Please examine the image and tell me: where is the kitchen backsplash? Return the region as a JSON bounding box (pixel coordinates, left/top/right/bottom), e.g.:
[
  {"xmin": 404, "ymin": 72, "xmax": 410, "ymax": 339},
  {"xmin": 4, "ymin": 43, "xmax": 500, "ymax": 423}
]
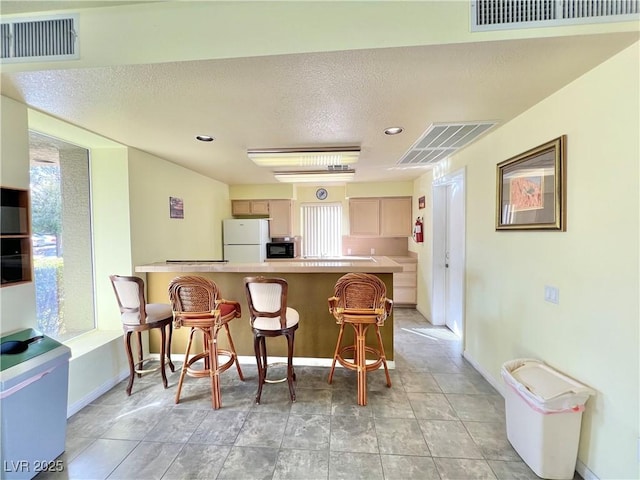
[{"xmin": 341, "ymin": 236, "xmax": 409, "ymax": 256}]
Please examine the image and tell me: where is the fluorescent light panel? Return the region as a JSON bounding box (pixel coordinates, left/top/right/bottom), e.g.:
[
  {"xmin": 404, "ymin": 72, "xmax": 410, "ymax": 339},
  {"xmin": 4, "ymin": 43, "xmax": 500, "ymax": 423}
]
[
  {"xmin": 273, "ymin": 170, "xmax": 355, "ymax": 183},
  {"xmin": 248, "ymin": 147, "xmax": 360, "ymax": 168}
]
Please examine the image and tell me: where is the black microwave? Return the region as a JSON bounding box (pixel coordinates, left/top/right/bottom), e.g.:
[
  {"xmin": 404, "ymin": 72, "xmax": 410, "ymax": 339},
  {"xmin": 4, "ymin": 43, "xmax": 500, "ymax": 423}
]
[{"xmin": 266, "ymin": 242, "xmax": 296, "ymax": 259}]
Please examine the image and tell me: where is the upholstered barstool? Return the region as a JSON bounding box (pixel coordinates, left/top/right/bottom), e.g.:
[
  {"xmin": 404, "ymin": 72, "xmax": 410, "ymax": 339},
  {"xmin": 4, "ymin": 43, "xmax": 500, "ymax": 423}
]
[
  {"xmin": 109, "ymin": 275, "xmax": 175, "ymax": 396},
  {"xmin": 327, "ymin": 272, "xmax": 393, "ymax": 406},
  {"xmin": 168, "ymin": 275, "xmax": 244, "ymax": 409},
  {"xmin": 244, "ymin": 276, "xmax": 299, "ymax": 404}
]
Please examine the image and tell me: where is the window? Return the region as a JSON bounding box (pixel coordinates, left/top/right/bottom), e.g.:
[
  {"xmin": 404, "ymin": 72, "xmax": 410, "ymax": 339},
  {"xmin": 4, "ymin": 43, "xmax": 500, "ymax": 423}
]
[
  {"xmin": 301, "ymin": 203, "xmax": 342, "ymax": 257},
  {"xmin": 29, "ymin": 131, "xmax": 95, "ymax": 341}
]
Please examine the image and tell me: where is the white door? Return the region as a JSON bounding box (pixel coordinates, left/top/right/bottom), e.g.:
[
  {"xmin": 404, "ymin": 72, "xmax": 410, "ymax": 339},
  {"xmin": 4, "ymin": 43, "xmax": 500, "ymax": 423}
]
[{"xmin": 432, "ymin": 169, "xmax": 465, "ymax": 338}]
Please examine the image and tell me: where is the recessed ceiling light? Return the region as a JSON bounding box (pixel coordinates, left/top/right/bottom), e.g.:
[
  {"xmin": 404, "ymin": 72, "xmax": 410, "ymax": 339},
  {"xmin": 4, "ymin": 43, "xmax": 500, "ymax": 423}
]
[
  {"xmin": 384, "ymin": 127, "xmax": 403, "ymax": 135},
  {"xmin": 196, "ymin": 135, "xmax": 214, "ymax": 142}
]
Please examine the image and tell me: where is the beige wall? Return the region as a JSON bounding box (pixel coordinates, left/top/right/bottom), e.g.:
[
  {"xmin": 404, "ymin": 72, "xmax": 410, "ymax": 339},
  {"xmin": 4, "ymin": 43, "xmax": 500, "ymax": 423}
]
[
  {"xmin": 0, "ymin": 96, "xmax": 37, "ymax": 333},
  {"xmin": 1, "ymin": 101, "xmax": 234, "ymax": 410},
  {"xmin": 411, "ymin": 171, "xmax": 435, "ymax": 320},
  {"xmin": 417, "ymin": 42, "xmax": 639, "ymax": 479},
  {"xmin": 127, "ymin": 148, "xmax": 231, "ymax": 266}
]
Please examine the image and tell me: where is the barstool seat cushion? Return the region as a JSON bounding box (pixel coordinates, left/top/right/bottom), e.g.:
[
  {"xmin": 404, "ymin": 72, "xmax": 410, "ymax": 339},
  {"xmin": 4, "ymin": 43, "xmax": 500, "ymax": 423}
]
[
  {"xmin": 253, "ymin": 307, "xmax": 299, "ymax": 331},
  {"xmin": 121, "ymin": 303, "xmax": 172, "ymax": 325},
  {"xmin": 219, "ymin": 302, "xmax": 240, "ymax": 318}
]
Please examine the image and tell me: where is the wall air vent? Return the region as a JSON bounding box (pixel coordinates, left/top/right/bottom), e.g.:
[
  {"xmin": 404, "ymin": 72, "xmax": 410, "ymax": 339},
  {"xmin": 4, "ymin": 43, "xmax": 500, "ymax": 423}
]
[
  {"xmin": 471, "ymin": 0, "xmax": 639, "ymax": 31},
  {"xmin": 396, "ymin": 122, "xmax": 496, "ymax": 166},
  {"xmin": 1, "ymin": 14, "xmax": 79, "ymax": 63}
]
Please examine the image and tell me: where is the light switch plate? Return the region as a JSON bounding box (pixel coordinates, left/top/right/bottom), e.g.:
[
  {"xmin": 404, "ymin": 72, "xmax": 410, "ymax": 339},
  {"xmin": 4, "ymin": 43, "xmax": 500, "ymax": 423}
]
[{"xmin": 544, "ymin": 285, "xmax": 559, "ymax": 304}]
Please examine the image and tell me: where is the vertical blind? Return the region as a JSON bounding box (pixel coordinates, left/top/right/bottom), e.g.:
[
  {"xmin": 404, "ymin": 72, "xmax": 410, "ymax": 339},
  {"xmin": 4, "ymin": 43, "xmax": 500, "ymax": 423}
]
[{"xmin": 301, "ymin": 203, "xmax": 342, "ymax": 257}]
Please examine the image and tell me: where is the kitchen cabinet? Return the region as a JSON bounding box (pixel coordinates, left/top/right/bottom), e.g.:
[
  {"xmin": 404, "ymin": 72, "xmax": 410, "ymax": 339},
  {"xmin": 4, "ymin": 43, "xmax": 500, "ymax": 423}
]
[
  {"xmin": 1, "ymin": 187, "xmax": 32, "ymax": 286},
  {"xmin": 268, "ymin": 200, "xmax": 293, "ymax": 238},
  {"xmin": 349, "ymin": 197, "xmax": 412, "ymax": 237},
  {"xmin": 389, "ymin": 257, "xmax": 417, "ymax": 306},
  {"xmin": 349, "ymin": 198, "xmax": 380, "ymax": 236},
  {"xmin": 231, "ymin": 199, "xmax": 270, "ymax": 216}
]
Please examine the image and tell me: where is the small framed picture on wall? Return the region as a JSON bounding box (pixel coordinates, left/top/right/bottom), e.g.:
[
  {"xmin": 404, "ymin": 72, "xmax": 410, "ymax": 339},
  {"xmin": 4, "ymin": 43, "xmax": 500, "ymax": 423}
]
[
  {"xmin": 418, "ymin": 196, "xmax": 426, "ymax": 209},
  {"xmin": 170, "ymin": 196, "xmax": 184, "ymax": 219}
]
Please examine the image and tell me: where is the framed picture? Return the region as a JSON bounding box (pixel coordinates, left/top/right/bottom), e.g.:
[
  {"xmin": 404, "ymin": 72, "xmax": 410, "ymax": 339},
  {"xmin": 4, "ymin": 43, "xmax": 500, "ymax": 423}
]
[
  {"xmin": 496, "ymin": 135, "xmax": 566, "ymax": 231},
  {"xmin": 169, "ymin": 196, "xmax": 184, "ymax": 219},
  {"xmin": 418, "ymin": 196, "xmax": 425, "ymax": 209}
]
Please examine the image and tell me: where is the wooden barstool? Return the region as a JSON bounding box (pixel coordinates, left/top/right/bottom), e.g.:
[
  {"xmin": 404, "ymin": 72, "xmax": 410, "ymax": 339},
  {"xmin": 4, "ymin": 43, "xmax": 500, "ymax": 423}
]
[
  {"xmin": 244, "ymin": 276, "xmax": 299, "ymax": 404},
  {"xmin": 109, "ymin": 275, "xmax": 175, "ymax": 396},
  {"xmin": 168, "ymin": 275, "xmax": 244, "ymax": 409},
  {"xmin": 327, "ymin": 273, "xmax": 393, "ymax": 406}
]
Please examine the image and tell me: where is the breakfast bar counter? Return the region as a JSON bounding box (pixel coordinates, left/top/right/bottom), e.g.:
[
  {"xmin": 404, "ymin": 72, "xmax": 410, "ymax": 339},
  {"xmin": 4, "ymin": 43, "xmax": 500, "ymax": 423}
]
[{"xmin": 136, "ymin": 257, "xmax": 402, "ymax": 362}]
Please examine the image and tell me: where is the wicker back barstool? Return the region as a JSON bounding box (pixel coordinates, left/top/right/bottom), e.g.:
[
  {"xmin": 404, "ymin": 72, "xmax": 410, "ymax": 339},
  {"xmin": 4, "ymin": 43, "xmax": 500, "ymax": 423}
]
[
  {"xmin": 327, "ymin": 272, "xmax": 393, "ymax": 406},
  {"xmin": 168, "ymin": 275, "xmax": 244, "ymax": 409}
]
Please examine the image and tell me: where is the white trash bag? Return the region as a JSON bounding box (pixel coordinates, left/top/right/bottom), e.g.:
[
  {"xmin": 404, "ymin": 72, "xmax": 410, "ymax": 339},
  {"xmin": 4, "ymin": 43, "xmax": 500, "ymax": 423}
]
[{"xmin": 501, "ymin": 358, "xmax": 595, "ymax": 414}]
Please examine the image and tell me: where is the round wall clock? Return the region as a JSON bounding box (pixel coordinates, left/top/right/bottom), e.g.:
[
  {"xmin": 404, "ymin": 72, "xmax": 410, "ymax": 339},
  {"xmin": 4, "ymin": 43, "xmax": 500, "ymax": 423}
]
[{"xmin": 316, "ymin": 188, "xmax": 328, "ymax": 200}]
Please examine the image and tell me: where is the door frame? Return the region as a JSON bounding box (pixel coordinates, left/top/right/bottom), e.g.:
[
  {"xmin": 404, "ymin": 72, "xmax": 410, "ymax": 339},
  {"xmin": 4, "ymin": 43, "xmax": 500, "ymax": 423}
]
[{"xmin": 431, "ymin": 168, "xmax": 466, "ymax": 338}]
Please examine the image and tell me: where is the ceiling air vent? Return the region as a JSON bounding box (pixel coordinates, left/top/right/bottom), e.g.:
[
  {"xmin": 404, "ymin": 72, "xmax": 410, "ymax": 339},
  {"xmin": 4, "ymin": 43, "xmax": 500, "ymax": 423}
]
[
  {"xmin": 1, "ymin": 14, "xmax": 79, "ymax": 62},
  {"xmin": 471, "ymin": 0, "xmax": 639, "ymax": 31},
  {"xmin": 396, "ymin": 122, "xmax": 496, "ymax": 166}
]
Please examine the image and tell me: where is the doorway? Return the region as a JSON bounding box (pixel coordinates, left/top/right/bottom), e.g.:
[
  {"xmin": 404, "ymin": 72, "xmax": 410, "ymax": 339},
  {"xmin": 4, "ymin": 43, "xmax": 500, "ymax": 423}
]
[{"xmin": 431, "ymin": 168, "xmax": 466, "ymax": 338}]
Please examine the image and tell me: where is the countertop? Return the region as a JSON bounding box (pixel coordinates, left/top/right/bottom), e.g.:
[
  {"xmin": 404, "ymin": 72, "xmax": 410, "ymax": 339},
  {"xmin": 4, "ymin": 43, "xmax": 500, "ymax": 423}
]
[{"xmin": 135, "ymin": 256, "xmax": 403, "ymax": 273}]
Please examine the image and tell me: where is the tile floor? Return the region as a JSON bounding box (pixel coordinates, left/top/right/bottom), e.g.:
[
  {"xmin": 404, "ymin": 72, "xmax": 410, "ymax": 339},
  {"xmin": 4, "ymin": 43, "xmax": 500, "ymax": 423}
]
[{"xmin": 39, "ymin": 309, "xmax": 559, "ymax": 480}]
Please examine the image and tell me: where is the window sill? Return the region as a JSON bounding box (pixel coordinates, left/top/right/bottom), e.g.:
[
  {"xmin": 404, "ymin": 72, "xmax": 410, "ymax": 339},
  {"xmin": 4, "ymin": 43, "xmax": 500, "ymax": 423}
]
[{"xmin": 64, "ymin": 329, "xmax": 122, "ymax": 359}]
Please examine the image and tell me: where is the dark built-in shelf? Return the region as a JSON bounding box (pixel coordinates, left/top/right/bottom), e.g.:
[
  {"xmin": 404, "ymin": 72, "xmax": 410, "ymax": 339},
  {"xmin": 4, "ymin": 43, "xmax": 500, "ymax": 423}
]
[{"xmin": 1, "ymin": 187, "xmax": 32, "ymax": 286}]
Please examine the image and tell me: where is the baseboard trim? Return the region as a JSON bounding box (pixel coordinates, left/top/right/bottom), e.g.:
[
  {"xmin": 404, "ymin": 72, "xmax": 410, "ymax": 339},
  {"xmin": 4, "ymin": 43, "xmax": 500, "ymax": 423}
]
[
  {"xmin": 149, "ymin": 353, "xmax": 395, "ymax": 369},
  {"xmin": 66, "ymin": 368, "xmax": 129, "ymax": 418},
  {"xmin": 462, "ymin": 351, "xmax": 599, "ymax": 480},
  {"xmin": 462, "ymin": 350, "xmax": 505, "ymax": 397},
  {"xmin": 576, "ymin": 459, "xmax": 599, "ymax": 480}
]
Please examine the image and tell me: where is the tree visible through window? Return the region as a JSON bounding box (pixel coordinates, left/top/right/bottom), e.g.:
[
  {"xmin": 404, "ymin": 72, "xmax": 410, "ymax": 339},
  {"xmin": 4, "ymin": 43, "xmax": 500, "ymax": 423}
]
[{"xmin": 30, "ymin": 131, "xmax": 95, "ymax": 341}]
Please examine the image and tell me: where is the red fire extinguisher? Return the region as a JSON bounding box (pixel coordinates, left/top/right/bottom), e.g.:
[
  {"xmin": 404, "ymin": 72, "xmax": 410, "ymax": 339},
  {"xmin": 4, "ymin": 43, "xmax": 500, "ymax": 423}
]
[{"xmin": 413, "ymin": 217, "xmax": 424, "ymax": 243}]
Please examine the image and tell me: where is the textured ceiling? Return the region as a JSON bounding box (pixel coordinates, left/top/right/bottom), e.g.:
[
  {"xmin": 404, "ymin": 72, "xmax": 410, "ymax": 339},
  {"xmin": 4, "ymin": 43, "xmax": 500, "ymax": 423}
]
[{"xmin": 1, "ymin": 5, "xmax": 637, "ymax": 185}]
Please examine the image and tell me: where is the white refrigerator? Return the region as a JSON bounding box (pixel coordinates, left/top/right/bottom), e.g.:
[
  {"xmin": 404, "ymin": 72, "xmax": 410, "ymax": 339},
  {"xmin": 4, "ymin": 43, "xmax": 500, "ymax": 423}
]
[{"xmin": 223, "ymin": 218, "xmax": 270, "ymax": 263}]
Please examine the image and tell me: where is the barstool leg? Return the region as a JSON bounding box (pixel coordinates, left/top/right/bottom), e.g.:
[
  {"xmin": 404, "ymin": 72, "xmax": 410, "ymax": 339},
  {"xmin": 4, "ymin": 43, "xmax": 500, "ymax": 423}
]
[
  {"xmin": 355, "ymin": 324, "xmax": 368, "ymax": 406},
  {"xmin": 166, "ymin": 322, "xmax": 175, "ymax": 372},
  {"xmin": 209, "ymin": 327, "xmax": 222, "ymax": 409},
  {"xmin": 328, "ymin": 324, "xmax": 345, "ymax": 384},
  {"xmin": 124, "ymin": 331, "xmax": 135, "ymax": 396},
  {"xmin": 375, "ymin": 325, "xmax": 391, "ymax": 388},
  {"xmin": 175, "ymin": 327, "xmax": 196, "ymax": 404},
  {"xmin": 136, "ymin": 331, "xmax": 143, "ymax": 377},
  {"xmin": 160, "ymin": 326, "xmax": 168, "ymax": 389},
  {"xmin": 224, "ymin": 323, "xmax": 244, "ymax": 381},
  {"xmin": 254, "ymin": 334, "xmax": 265, "ymax": 404},
  {"xmin": 286, "ymin": 331, "xmax": 296, "ymax": 402}
]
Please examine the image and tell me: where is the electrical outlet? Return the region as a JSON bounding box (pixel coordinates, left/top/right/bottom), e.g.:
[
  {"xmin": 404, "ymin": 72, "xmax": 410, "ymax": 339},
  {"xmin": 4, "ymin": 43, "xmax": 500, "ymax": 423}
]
[
  {"xmin": 347, "ymin": 248, "xmax": 352, "ymax": 255},
  {"xmin": 544, "ymin": 285, "xmax": 559, "ymax": 304},
  {"xmin": 370, "ymin": 248, "xmax": 375, "ymax": 255}
]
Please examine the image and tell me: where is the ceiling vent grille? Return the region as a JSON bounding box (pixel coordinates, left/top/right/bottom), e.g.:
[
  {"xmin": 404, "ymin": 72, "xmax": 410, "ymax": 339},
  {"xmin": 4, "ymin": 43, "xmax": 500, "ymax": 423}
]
[
  {"xmin": 1, "ymin": 14, "xmax": 79, "ymax": 62},
  {"xmin": 471, "ymin": 0, "xmax": 639, "ymax": 31},
  {"xmin": 396, "ymin": 122, "xmax": 496, "ymax": 166}
]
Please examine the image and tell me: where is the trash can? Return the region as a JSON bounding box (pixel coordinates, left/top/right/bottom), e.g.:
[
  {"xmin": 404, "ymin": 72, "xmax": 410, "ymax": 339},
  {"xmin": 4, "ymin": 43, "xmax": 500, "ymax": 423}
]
[
  {"xmin": 1, "ymin": 329, "xmax": 71, "ymax": 480},
  {"xmin": 501, "ymin": 358, "xmax": 595, "ymax": 480}
]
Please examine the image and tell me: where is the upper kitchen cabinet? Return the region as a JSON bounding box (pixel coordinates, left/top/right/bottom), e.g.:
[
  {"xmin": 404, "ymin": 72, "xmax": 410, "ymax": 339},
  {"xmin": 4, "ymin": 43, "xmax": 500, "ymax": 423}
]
[
  {"xmin": 268, "ymin": 200, "xmax": 293, "ymax": 238},
  {"xmin": 349, "ymin": 198, "xmax": 380, "ymax": 236},
  {"xmin": 349, "ymin": 197, "xmax": 412, "ymax": 237},
  {"xmin": 231, "ymin": 199, "xmax": 270, "ymax": 216},
  {"xmin": 380, "ymin": 197, "xmax": 412, "ymax": 236}
]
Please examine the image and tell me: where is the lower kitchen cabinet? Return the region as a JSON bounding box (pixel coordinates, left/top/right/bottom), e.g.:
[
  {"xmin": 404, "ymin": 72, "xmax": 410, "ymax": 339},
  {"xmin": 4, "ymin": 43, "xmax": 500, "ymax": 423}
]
[{"xmin": 391, "ymin": 257, "xmax": 417, "ymax": 306}]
